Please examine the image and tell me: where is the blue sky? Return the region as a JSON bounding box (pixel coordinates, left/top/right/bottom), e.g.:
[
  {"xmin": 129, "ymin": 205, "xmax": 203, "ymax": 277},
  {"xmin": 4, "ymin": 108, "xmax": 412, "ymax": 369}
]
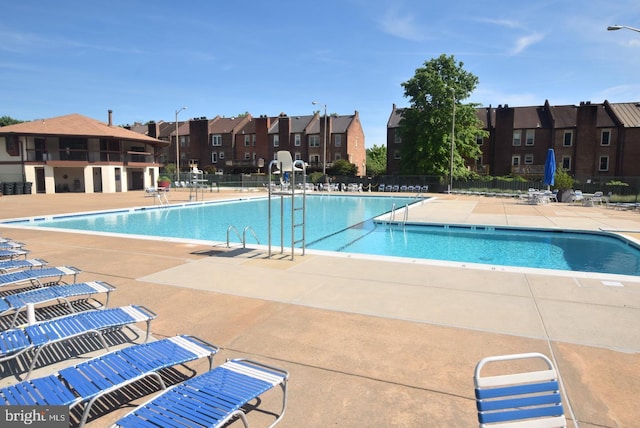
[{"xmin": 2, "ymin": 1, "xmax": 640, "ymax": 148}]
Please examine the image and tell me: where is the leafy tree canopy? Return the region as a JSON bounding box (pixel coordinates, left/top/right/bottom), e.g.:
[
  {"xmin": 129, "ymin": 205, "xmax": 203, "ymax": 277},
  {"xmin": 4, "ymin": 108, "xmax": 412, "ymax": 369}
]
[
  {"xmin": 0, "ymin": 116, "xmax": 24, "ymax": 127},
  {"xmin": 328, "ymin": 159, "xmax": 358, "ymax": 176},
  {"xmin": 398, "ymin": 54, "xmax": 486, "ymax": 177},
  {"xmin": 366, "ymin": 144, "xmax": 387, "ymax": 176}
]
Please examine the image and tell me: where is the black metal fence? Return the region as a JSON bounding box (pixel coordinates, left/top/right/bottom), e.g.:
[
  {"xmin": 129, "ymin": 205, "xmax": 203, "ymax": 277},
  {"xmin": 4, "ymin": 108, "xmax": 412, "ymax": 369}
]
[{"xmin": 170, "ymin": 172, "xmax": 640, "ymax": 200}]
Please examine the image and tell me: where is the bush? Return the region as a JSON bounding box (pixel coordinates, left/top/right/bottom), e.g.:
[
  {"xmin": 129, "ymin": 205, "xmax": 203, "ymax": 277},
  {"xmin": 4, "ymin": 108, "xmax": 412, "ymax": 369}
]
[{"xmin": 553, "ymin": 169, "xmax": 574, "ymax": 190}]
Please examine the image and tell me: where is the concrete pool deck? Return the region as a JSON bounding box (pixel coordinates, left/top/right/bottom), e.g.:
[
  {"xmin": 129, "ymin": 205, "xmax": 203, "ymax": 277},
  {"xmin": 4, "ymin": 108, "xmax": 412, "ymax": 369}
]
[{"xmin": 0, "ymin": 190, "xmax": 639, "ymax": 427}]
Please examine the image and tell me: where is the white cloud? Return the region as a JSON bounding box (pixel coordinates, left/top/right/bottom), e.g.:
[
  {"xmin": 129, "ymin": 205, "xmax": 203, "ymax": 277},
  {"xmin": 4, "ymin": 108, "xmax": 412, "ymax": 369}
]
[
  {"xmin": 510, "ymin": 32, "xmax": 545, "ymax": 55},
  {"xmin": 377, "ymin": 7, "xmax": 425, "ymax": 42},
  {"xmin": 595, "ymin": 84, "xmax": 640, "ymax": 103},
  {"xmin": 476, "ymin": 18, "xmax": 522, "ymax": 29}
]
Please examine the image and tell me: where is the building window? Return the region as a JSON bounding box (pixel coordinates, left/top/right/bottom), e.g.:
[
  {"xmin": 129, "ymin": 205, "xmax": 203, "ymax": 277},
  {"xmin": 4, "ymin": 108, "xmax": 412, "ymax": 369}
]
[
  {"xmin": 295, "ymin": 152, "xmax": 301, "ymax": 160},
  {"xmin": 512, "ymin": 155, "xmax": 520, "ymax": 166},
  {"xmin": 212, "ymin": 135, "xmax": 222, "ymax": 146},
  {"xmin": 252, "ymin": 135, "xmax": 256, "ymax": 146},
  {"xmin": 334, "ymin": 153, "xmax": 341, "ymax": 161},
  {"xmin": 244, "ymin": 135, "xmax": 251, "ymax": 146},
  {"xmin": 335, "ymin": 135, "xmax": 342, "ymax": 147},
  {"xmin": 394, "ymin": 150, "xmax": 401, "ymax": 160},
  {"xmin": 394, "ymin": 133, "xmax": 402, "ymax": 144},
  {"xmin": 563, "ymin": 130, "xmax": 573, "ymax": 147},
  {"xmin": 273, "ymin": 135, "xmax": 279, "ymax": 147},
  {"xmin": 562, "ymin": 156, "xmax": 571, "ymax": 170},
  {"xmin": 525, "ymin": 129, "xmax": 535, "ymax": 146},
  {"xmin": 476, "ymin": 135, "xmax": 483, "ymax": 145},
  {"xmin": 309, "ymin": 135, "xmax": 319, "ymax": 147},
  {"xmin": 599, "ymin": 156, "xmax": 609, "ymax": 171},
  {"xmin": 244, "ymin": 152, "xmax": 250, "ymax": 160},
  {"xmin": 512, "ymin": 130, "xmax": 521, "ymax": 146},
  {"xmin": 310, "ymin": 154, "xmax": 320, "ymax": 164},
  {"xmin": 524, "ymin": 154, "xmax": 534, "ymax": 165},
  {"xmin": 211, "ymin": 153, "xmax": 218, "ymax": 163},
  {"xmin": 219, "ymin": 151, "xmax": 225, "ymax": 160},
  {"xmin": 601, "ymin": 129, "xmax": 611, "ymax": 146},
  {"xmin": 294, "ymin": 134, "xmax": 301, "ymax": 146}
]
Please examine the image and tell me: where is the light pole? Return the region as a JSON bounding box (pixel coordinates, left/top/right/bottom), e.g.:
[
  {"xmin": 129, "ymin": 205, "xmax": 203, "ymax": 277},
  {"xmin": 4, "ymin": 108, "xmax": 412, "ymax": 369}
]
[
  {"xmin": 312, "ymin": 101, "xmax": 328, "ymax": 187},
  {"xmin": 607, "ymin": 25, "xmax": 640, "ymax": 33},
  {"xmin": 449, "ymin": 90, "xmax": 456, "ymax": 194},
  {"xmin": 175, "ymin": 106, "xmax": 187, "ymax": 182}
]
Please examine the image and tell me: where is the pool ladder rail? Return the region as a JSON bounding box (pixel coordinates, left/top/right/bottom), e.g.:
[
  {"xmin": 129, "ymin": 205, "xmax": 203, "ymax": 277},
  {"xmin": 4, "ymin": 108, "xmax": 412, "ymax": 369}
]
[
  {"xmin": 387, "ymin": 203, "xmax": 409, "ymax": 228},
  {"xmin": 226, "ymin": 225, "xmax": 260, "ymax": 249},
  {"xmin": 267, "ymin": 151, "xmax": 307, "ymax": 260}
]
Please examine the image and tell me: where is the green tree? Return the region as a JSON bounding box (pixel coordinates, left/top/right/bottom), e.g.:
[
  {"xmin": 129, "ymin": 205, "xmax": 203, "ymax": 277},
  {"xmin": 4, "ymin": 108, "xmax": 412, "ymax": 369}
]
[
  {"xmin": 0, "ymin": 116, "xmax": 23, "ymax": 126},
  {"xmin": 398, "ymin": 54, "xmax": 486, "ymax": 178},
  {"xmin": 328, "ymin": 159, "xmax": 358, "ymax": 176},
  {"xmin": 366, "ymin": 144, "xmax": 387, "ymax": 176}
]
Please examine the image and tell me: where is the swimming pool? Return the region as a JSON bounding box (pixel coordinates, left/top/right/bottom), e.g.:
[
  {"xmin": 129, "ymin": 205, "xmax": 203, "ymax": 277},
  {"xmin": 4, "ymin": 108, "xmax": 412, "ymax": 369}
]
[{"xmin": 5, "ymin": 195, "xmax": 640, "ymax": 276}]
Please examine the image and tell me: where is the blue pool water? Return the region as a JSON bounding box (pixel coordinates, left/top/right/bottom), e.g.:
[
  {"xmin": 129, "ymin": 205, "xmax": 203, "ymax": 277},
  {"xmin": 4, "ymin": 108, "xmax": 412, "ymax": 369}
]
[{"xmin": 8, "ymin": 195, "xmax": 640, "ymax": 276}]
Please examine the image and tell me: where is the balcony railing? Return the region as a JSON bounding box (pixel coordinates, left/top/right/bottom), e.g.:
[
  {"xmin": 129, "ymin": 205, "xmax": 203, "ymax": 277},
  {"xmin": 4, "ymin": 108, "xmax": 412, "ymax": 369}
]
[
  {"xmin": 25, "ymin": 149, "xmax": 157, "ymax": 164},
  {"xmin": 511, "ymin": 164, "xmax": 544, "ymax": 175}
]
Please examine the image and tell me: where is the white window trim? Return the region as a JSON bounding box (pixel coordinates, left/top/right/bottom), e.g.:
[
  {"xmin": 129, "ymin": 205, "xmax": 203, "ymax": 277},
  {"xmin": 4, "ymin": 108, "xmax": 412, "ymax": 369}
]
[
  {"xmin": 599, "ymin": 156, "xmax": 609, "ymax": 171},
  {"xmin": 601, "ymin": 129, "xmax": 611, "ymax": 146},
  {"xmin": 524, "ymin": 154, "xmax": 534, "ymax": 165},
  {"xmin": 512, "ymin": 130, "xmax": 521, "ymax": 146},
  {"xmin": 512, "ymin": 155, "xmax": 520, "ymax": 166},
  {"xmin": 525, "ymin": 129, "xmax": 535, "ymax": 146},
  {"xmin": 212, "ymin": 134, "xmax": 222, "ymax": 146},
  {"xmin": 561, "ymin": 155, "xmax": 571, "ymax": 170},
  {"xmin": 563, "ymin": 130, "xmax": 573, "ymax": 147}
]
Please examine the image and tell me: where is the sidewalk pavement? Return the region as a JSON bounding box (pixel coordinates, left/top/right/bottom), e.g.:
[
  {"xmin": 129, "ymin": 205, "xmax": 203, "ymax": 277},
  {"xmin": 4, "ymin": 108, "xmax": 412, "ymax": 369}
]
[{"xmin": 0, "ymin": 190, "xmax": 638, "ymax": 427}]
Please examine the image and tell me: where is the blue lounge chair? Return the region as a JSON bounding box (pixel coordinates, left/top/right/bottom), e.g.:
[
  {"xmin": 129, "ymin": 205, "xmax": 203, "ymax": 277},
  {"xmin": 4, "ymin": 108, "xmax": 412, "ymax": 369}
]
[
  {"xmin": 0, "ymin": 265, "xmax": 80, "ymax": 288},
  {"xmin": 0, "ymin": 258, "xmax": 48, "ymax": 273},
  {"xmin": 0, "ymin": 249, "xmax": 29, "ymax": 260},
  {"xmin": 0, "ymin": 241, "xmax": 25, "ymax": 250},
  {"xmin": 0, "ymin": 281, "xmax": 116, "ymax": 329},
  {"xmin": 0, "ymin": 304, "xmax": 157, "ymax": 378},
  {"xmin": 114, "ymin": 358, "xmax": 289, "ymax": 428},
  {"xmin": 0, "ymin": 335, "xmax": 219, "ymax": 427},
  {"xmin": 474, "ymin": 352, "xmax": 566, "ymax": 427}
]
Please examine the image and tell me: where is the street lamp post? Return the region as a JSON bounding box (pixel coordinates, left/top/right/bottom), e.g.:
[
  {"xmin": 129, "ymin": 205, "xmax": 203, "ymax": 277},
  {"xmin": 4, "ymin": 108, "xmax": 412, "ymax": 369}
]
[
  {"xmin": 312, "ymin": 101, "xmax": 328, "ymax": 187},
  {"xmin": 175, "ymin": 106, "xmax": 187, "ymax": 182},
  {"xmin": 607, "ymin": 25, "xmax": 640, "ymax": 33},
  {"xmin": 449, "ymin": 90, "xmax": 456, "ymax": 194}
]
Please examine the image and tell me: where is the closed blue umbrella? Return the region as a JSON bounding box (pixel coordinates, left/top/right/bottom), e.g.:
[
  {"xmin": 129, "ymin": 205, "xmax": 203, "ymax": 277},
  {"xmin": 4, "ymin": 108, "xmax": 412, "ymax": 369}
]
[{"xmin": 543, "ymin": 148, "xmax": 556, "ymax": 190}]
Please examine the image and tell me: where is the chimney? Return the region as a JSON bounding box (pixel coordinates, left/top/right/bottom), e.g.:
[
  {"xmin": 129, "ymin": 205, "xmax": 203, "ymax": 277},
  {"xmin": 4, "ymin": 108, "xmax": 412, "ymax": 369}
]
[{"xmin": 108, "ymin": 110, "xmax": 113, "ymax": 126}]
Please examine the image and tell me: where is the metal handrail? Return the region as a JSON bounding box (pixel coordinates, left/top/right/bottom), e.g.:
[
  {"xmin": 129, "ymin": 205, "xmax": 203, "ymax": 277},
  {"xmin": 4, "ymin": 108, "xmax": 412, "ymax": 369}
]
[
  {"xmin": 242, "ymin": 226, "xmax": 260, "ymax": 248},
  {"xmin": 226, "ymin": 225, "xmax": 241, "ymax": 248}
]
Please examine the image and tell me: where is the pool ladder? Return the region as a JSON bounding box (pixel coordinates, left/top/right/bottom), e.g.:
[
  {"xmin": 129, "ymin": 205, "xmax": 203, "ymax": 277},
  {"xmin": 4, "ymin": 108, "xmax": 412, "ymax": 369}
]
[
  {"xmin": 267, "ymin": 151, "xmax": 307, "ymax": 260},
  {"xmin": 226, "ymin": 225, "xmax": 260, "ymax": 248},
  {"xmin": 388, "ymin": 203, "xmax": 409, "ymax": 228}
]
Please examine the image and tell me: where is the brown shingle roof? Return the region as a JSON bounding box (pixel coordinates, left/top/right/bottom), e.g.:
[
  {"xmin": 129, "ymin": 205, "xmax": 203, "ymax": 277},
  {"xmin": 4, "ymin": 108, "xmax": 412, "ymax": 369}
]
[{"xmin": 0, "ymin": 113, "xmax": 169, "ymax": 146}]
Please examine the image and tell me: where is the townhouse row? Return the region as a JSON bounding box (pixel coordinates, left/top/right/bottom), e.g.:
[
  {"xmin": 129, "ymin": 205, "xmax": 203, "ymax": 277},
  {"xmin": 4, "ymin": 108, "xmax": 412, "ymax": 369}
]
[
  {"xmin": 387, "ymin": 100, "xmax": 640, "ymax": 181},
  {"xmin": 129, "ymin": 111, "xmax": 366, "ymax": 177},
  {"xmin": 0, "ymin": 110, "xmax": 366, "ymax": 195}
]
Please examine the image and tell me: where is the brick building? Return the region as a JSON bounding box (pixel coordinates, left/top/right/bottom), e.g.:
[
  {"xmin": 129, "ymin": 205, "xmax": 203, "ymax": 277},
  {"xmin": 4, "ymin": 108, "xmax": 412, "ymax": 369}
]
[
  {"xmin": 147, "ymin": 111, "xmax": 366, "ymax": 177},
  {"xmin": 387, "ymin": 100, "xmax": 640, "ymax": 181}
]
